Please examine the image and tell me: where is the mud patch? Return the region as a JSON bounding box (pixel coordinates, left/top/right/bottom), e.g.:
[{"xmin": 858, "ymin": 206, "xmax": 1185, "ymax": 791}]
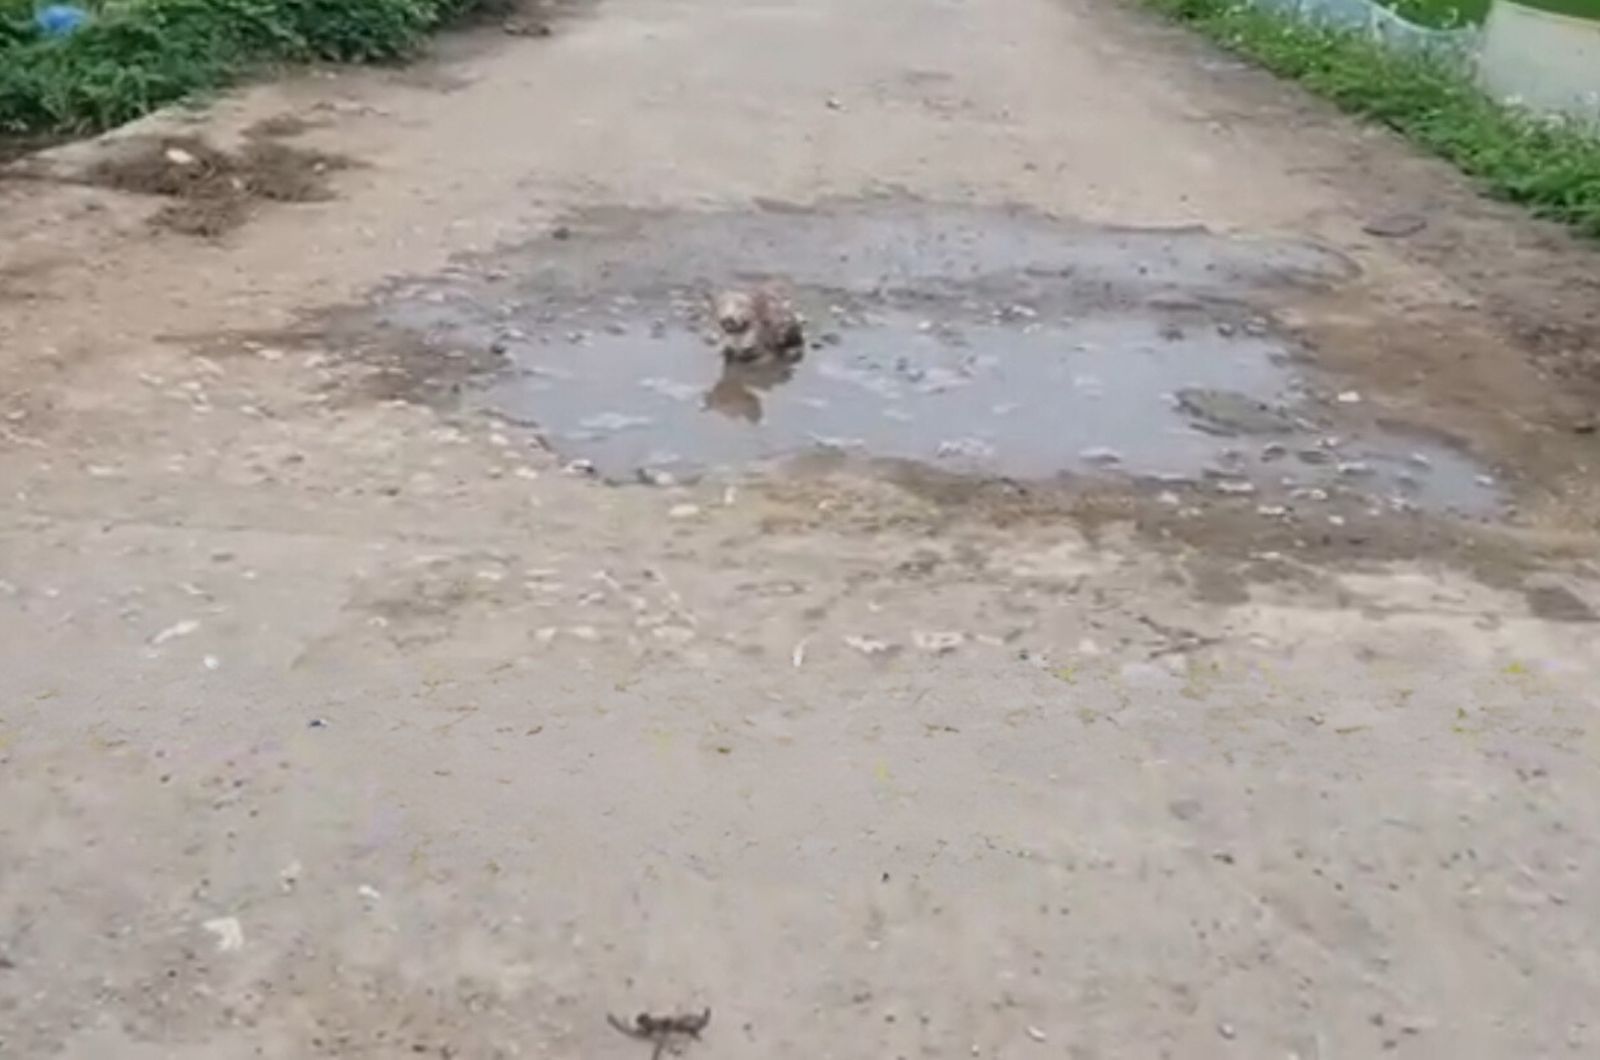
[
  {"xmin": 1523, "ymin": 583, "xmax": 1597, "ymax": 623},
  {"xmin": 283, "ymin": 201, "xmax": 1497, "ymax": 516},
  {"xmin": 86, "ymin": 135, "xmax": 350, "ymax": 237},
  {"xmin": 244, "ymin": 113, "xmax": 326, "ymax": 140},
  {"xmin": 765, "ymin": 456, "xmax": 1586, "ymax": 598},
  {"xmin": 0, "ymin": 132, "xmax": 64, "ymax": 167}
]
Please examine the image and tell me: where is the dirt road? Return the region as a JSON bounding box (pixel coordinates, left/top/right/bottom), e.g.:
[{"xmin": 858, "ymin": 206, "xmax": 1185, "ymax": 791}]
[{"xmin": 3, "ymin": 0, "xmax": 1600, "ymax": 1057}]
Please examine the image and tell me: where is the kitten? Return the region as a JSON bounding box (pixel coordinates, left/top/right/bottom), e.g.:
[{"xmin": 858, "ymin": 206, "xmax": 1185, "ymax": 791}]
[{"xmin": 713, "ymin": 288, "xmax": 805, "ymax": 365}]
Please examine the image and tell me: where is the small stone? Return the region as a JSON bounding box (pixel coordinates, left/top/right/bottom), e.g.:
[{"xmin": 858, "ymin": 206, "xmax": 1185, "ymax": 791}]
[
  {"xmin": 502, "ymin": 17, "xmax": 552, "ymax": 36},
  {"xmin": 1079, "ymin": 446, "xmax": 1122, "ymax": 466},
  {"xmin": 1363, "ymin": 213, "xmax": 1427, "ymax": 238},
  {"xmin": 913, "ymin": 631, "xmax": 965, "ymax": 654},
  {"xmin": 1336, "ymin": 390, "xmax": 1362, "ymax": 404},
  {"xmin": 150, "ymin": 619, "xmax": 200, "ymax": 646},
  {"xmin": 636, "ymin": 468, "xmax": 677, "ymax": 487},
  {"xmin": 1217, "ymin": 1020, "xmax": 1236, "ymax": 1040},
  {"xmin": 202, "ymin": 917, "xmax": 244, "ymax": 952},
  {"xmin": 551, "ymin": 225, "xmax": 572, "ymax": 241},
  {"xmin": 1025, "ymin": 1026, "xmax": 1047, "ymax": 1043},
  {"xmin": 669, "ymin": 504, "xmax": 702, "ymax": 519},
  {"xmin": 165, "ymin": 147, "xmax": 199, "ymax": 167}
]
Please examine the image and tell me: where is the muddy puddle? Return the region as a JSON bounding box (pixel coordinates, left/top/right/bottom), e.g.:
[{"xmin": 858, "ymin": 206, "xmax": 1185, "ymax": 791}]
[{"xmin": 335, "ymin": 203, "xmax": 1501, "ymax": 514}]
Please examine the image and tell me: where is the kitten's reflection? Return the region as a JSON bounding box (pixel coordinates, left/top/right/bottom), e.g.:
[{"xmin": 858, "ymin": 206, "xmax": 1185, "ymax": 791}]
[{"xmin": 703, "ymin": 360, "xmax": 795, "ymax": 424}]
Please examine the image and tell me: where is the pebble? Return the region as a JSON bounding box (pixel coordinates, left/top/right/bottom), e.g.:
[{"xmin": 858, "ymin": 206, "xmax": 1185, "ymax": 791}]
[
  {"xmin": 669, "ymin": 504, "xmax": 702, "ymax": 519},
  {"xmin": 913, "ymin": 631, "xmax": 965, "ymax": 654},
  {"xmin": 150, "ymin": 619, "xmax": 200, "ymax": 646},
  {"xmin": 1079, "ymin": 446, "xmax": 1122, "ymax": 466},
  {"xmin": 1026, "ymin": 1026, "xmax": 1048, "ymax": 1043},
  {"xmin": 1363, "ymin": 212, "xmax": 1427, "ymax": 238},
  {"xmin": 636, "ymin": 468, "xmax": 678, "ymax": 487},
  {"xmin": 202, "ymin": 917, "xmax": 244, "ymax": 952}
]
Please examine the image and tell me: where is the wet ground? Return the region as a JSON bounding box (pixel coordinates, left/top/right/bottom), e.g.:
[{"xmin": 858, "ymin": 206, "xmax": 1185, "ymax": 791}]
[{"xmin": 331, "ymin": 204, "xmax": 1499, "ymax": 512}]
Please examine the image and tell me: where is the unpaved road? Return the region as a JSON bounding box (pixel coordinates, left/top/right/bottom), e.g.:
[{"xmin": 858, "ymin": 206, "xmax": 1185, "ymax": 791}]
[{"xmin": 4, "ymin": 1, "xmax": 1600, "ymax": 1057}]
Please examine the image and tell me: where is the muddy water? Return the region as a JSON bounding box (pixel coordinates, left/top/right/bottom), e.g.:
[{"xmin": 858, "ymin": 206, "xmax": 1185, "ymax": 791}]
[
  {"xmin": 485, "ymin": 311, "xmax": 1488, "ymax": 510},
  {"xmin": 356, "ymin": 203, "xmax": 1499, "ymax": 513}
]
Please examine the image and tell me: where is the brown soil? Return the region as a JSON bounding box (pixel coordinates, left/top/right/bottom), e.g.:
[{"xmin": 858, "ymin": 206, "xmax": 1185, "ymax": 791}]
[
  {"xmin": 757, "ymin": 454, "xmax": 1599, "ymax": 607},
  {"xmin": 243, "ymin": 113, "xmax": 325, "ymax": 140},
  {"xmin": 0, "ymin": 132, "xmax": 65, "ymax": 166},
  {"xmin": 85, "ymin": 135, "xmax": 351, "ymax": 237}
]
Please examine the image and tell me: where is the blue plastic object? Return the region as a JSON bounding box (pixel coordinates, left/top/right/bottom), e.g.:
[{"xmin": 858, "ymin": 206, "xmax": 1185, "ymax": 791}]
[{"xmin": 35, "ymin": 4, "xmax": 91, "ymax": 38}]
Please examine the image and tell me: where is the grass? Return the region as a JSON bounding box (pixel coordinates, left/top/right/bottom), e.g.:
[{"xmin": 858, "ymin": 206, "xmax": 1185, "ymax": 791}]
[
  {"xmin": 0, "ymin": 0, "xmax": 501, "ymax": 136},
  {"xmin": 1146, "ymin": 0, "xmax": 1600, "ymax": 238},
  {"xmin": 1514, "ymin": 0, "xmax": 1600, "ymax": 16},
  {"xmin": 1377, "ymin": 0, "xmax": 1600, "ymax": 26},
  {"xmin": 1377, "ymin": 0, "xmax": 1488, "ymax": 28}
]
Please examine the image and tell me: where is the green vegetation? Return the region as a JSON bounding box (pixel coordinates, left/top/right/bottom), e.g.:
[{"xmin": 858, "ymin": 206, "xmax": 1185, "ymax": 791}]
[
  {"xmin": 1378, "ymin": 0, "xmax": 1488, "ymax": 28},
  {"xmin": 1147, "ymin": 0, "xmax": 1600, "ymax": 237},
  {"xmin": 1513, "ymin": 0, "xmax": 1600, "ymax": 18},
  {"xmin": 1378, "ymin": 0, "xmax": 1600, "ymax": 26},
  {"xmin": 0, "ymin": 0, "xmax": 496, "ymax": 135}
]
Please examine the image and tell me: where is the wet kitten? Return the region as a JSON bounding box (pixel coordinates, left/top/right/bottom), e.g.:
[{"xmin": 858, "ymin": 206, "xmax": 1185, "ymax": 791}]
[{"xmin": 714, "ymin": 288, "xmax": 805, "ymax": 364}]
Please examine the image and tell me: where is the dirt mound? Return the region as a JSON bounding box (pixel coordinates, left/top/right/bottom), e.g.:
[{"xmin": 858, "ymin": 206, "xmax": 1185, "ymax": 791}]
[{"xmin": 86, "ymin": 135, "xmax": 350, "ymax": 237}]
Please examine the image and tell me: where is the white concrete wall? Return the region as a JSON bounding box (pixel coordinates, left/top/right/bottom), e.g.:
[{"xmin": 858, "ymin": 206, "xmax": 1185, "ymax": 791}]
[{"xmin": 1479, "ymin": 1, "xmax": 1600, "ymax": 123}]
